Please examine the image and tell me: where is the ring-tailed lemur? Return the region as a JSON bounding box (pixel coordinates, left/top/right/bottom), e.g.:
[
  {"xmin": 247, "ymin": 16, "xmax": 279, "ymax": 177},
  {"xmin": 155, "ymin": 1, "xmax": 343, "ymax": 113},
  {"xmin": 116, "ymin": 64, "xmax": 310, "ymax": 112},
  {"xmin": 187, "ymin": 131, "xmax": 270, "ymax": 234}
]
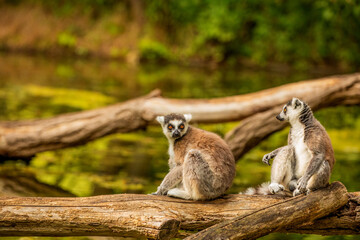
[
  {"xmin": 152, "ymin": 113, "xmax": 236, "ymax": 200},
  {"xmin": 262, "ymin": 98, "xmax": 335, "ymax": 196}
]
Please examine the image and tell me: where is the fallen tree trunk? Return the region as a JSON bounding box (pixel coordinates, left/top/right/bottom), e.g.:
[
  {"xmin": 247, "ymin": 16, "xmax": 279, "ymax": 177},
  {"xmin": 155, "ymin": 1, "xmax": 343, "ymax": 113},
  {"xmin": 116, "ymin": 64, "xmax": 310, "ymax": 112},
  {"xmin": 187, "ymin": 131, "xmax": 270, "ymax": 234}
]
[
  {"xmin": 225, "ymin": 79, "xmax": 360, "ymax": 159},
  {"xmin": 0, "ymin": 182, "xmax": 358, "ymax": 239},
  {"xmin": 284, "ymin": 192, "xmax": 360, "ymax": 235},
  {"xmin": 0, "ymin": 73, "xmax": 359, "ymax": 159},
  {"xmin": 185, "ymin": 182, "xmax": 349, "ymax": 240}
]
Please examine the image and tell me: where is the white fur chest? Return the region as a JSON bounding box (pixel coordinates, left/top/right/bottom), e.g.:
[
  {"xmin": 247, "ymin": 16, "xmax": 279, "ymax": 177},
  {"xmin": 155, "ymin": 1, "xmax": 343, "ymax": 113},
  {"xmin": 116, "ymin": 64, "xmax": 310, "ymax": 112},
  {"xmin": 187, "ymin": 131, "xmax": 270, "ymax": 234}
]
[
  {"xmin": 290, "ymin": 122, "xmax": 312, "ymax": 178},
  {"xmin": 168, "ymin": 140, "xmax": 176, "ymax": 169}
]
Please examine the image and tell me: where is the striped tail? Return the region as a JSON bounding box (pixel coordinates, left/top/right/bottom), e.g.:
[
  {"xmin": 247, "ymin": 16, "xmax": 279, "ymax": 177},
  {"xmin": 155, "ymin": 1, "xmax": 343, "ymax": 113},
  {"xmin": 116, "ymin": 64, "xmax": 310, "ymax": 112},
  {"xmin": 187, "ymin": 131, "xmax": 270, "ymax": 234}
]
[
  {"xmin": 241, "ymin": 182, "xmax": 271, "ymax": 195},
  {"xmin": 241, "ymin": 182, "xmax": 292, "ymax": 196}
]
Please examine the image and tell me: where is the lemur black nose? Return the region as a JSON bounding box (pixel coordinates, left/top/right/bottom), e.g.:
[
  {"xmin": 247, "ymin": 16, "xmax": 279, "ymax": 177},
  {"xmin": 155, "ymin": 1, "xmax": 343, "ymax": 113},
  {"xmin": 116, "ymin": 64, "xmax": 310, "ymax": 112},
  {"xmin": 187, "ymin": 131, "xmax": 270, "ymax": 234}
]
[
  {"xmin": 172, "ymin": 130, "xmax": 181, "ymax": 138},
  {"xmin": 276, "ymin": 115, "xmax": 284, "ymax": 121}
]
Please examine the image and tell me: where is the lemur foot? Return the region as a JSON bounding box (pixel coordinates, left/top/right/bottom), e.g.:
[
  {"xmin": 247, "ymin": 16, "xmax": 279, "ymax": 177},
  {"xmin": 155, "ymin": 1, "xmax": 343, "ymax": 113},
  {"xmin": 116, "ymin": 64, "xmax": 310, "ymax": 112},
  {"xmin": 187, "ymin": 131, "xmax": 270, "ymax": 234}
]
[
  {"xmin": 151, "ymin": 186, "xmax": 168, "ymax": 196},
  {"xmin": 262, "ymin": 153, "xmax": 272, "ymax": 166},
  {"xmin": 296, "ymin": 177, "xmax": 307, "ymax": 194},
  {"xmin": 293, "ymin": 189, "xmax": 300, "ymax": 196},
  {"xmin": 288, "ymin": 180, "xmax": 297, "ymax": 192},
  {"xmin": 268, "ymin": 183, "xmax": 284, "ymax": 194},
  {"xmin": 293, "ymin": 188, "xmax": 311, "ymax": 196}
]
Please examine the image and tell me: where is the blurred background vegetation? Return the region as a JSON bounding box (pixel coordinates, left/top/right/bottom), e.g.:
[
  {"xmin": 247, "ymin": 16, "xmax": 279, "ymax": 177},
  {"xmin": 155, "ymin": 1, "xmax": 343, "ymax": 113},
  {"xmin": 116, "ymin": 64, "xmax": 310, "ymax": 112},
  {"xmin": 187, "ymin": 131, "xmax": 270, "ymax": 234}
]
[
  {"xmin": 1, "ymin": 0, "xmax": 360, "ymax": 70},
  {"xmin": 0, "ymin": 1, "xmax": 359, "ymax": 240}
]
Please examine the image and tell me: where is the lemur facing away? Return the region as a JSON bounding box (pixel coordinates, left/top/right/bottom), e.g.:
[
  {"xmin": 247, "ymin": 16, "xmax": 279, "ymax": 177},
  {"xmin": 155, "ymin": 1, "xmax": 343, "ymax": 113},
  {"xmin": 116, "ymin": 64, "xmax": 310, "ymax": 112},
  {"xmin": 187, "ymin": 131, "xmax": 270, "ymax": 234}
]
[
  {"xmin": 262, "ymin": 98, "xmax": 335, "ymax": 196},
  {"xmin": 153, "ymin": 113, "xmax": 236, "ymax": 200}
]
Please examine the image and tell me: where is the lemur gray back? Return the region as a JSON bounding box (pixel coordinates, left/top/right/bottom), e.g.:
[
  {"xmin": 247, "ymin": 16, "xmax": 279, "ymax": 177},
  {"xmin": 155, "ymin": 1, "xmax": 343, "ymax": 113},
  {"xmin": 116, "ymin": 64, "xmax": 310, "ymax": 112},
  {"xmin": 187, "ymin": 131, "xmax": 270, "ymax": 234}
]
[
  {"xmin": 256, "ymin": 98, "xmax": 335, "ymax": 196},
  {"xmin": 174, "ymin": 126, "xmax": 235, "ymax": 185},
  {"xmin": 155, "ymin": 113, "xmax": 236, "ymax": 200},
  {"xmin": 288, "ymin": 100, "xmax": 335, "ymax": 170}
]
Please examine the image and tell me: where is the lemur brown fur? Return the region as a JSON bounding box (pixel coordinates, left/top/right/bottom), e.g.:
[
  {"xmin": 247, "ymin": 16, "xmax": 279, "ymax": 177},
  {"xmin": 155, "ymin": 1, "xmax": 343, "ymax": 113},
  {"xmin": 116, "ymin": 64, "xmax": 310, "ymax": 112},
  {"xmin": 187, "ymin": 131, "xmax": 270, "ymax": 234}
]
[{"xmin": 153, "ymin": 113, "xmax": 236, "ymax": 200}]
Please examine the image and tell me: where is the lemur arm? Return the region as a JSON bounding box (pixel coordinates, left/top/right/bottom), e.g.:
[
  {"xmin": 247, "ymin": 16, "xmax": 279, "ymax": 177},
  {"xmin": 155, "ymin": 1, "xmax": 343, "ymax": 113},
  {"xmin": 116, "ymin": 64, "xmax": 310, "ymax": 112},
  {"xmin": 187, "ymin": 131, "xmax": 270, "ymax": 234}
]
[
  {"xmin": 262, "ymin": 146, "xmax": 287, "ymax": 165},
  {"xmin": 154, "ymin": 165, "xmax": 183, "ymax": 195},
  {"xmin": 296, "ymin": 153, "xmax": 324, "ymax": 193},
  {"xmin": 168, "ymin": 157, "xmax": 176, "ymax": 170}
]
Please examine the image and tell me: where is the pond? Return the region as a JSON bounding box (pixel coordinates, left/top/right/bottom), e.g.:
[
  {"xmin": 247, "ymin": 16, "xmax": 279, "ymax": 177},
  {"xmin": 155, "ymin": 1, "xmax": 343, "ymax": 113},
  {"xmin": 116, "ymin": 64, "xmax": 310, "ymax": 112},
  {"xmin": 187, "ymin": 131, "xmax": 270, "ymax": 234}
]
[{"xmin": 0, "ymin": 53, "xmax": 359, "ymax": 240}]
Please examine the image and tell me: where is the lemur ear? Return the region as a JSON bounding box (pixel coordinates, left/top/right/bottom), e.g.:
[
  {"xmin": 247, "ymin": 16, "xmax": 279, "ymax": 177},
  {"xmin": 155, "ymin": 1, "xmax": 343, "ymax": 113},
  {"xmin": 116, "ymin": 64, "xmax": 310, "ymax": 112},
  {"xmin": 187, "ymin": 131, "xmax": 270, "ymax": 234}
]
[
  {"xmin": 156, "ymin": 116, "xmax": 165, "ymax": 125},
  {"xmin": 293, "ymin": 98, "xmax": 302, "ymax": 109},
  {"xmin": 184, "ymin": 114, "xmax": 192, "ymax": 123}
]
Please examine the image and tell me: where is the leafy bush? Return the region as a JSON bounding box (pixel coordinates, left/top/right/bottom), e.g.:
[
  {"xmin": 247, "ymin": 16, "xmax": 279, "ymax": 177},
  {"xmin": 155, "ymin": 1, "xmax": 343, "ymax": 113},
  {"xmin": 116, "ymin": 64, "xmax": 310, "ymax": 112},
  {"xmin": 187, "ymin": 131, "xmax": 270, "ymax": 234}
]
[
  {"xmin": 57, "ymin": 32, "xmax": 77, "ymax": 48},
  {"xmin": 145, "ymin": 0, "xmax": 360, "ymax": 68},
  {"xmin": 139, "ymin": 38, "xmax": 171, "ymax": 62}
]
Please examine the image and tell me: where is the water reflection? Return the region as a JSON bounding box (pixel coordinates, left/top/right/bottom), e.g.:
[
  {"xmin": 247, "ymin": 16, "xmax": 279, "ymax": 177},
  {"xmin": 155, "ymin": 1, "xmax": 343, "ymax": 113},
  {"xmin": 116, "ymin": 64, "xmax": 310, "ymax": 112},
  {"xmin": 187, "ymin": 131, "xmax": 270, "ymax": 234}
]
[{"xmin": 0, "ymin": 53, "xmax": 359, "ymax": 240}]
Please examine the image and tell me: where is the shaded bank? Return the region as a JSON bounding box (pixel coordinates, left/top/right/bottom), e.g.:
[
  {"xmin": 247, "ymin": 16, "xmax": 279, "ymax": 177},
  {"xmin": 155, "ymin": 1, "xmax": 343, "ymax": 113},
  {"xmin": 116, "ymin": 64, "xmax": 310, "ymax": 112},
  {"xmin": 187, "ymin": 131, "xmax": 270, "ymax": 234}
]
[{"xmin": 1, "ymin": 1, "xmax": 360, "ymax": 70}]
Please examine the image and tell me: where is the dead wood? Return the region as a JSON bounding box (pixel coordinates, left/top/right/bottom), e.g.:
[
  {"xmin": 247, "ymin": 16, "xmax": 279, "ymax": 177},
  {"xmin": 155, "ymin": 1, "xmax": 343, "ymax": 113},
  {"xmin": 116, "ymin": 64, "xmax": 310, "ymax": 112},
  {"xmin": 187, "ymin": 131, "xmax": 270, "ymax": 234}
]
[
  {"xmin": 283, "ymin": 192, "xmax": 360, "ymax": 235},
  {"xmin": 0, "ymin": 73, "xmax": 359, "ymax": 159},
  {"xmin": 185, "ymin": 182, "xmax": 349, "ymax": 240},
  {"xmin": 225, "ymin": 78, "xmax": 360, "ymax": 159},
  {"xmin": 0, "ymin": 182, "xmax": 358, "ymax": 239}
]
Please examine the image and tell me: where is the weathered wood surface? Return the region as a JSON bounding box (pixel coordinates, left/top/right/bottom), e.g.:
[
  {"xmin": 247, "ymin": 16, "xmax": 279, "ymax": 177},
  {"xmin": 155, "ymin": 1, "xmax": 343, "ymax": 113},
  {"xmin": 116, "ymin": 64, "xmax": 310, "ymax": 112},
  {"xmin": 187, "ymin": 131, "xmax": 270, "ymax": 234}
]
[
  {"xmin": 225, "ymin": 76, "xmax": 360, "ymax": 159},
  {"xmin": 0, "ymin": 73, "xmax": 359, "ymax": 159},
  {"xmin": 185, "ymin": 182, "xmax": 349, "ymax": 240},
  {"xmin": 284, "ymin": 192, "xmax": 360, "ymax": 236},
  {"xmin": 0, "ymin": 182, "xmax": 358, "ymax": 239}
]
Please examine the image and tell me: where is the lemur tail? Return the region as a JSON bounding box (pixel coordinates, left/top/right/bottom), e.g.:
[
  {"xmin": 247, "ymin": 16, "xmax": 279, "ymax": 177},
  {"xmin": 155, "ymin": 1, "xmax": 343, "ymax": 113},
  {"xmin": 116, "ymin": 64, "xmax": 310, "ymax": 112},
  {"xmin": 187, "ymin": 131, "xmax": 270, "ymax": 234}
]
[
  {"xmin": 241, "ymin": 182, "xmax": 271, "ymax": 195},
  {"xmin": 241, "ymin": 182, "xmax": 292, "ymax": 196}
]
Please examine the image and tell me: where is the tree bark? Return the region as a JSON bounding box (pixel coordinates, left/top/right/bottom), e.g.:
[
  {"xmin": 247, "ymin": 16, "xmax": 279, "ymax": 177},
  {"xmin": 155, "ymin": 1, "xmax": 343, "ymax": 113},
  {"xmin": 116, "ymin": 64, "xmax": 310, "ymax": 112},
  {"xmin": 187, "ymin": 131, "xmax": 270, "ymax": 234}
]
[
  {"xmin": 0, "ymin": 73, "xmax": 359, "ymax": 159},
  {"xmin": 225, "ymin": 79, "xmax": 360, "ymax": 159},
  {"xmin": 0, "ymin": 182, "xmax": 358, "ymax": 239},
  {"xmin": 283, "ymin": 192, "xmax": 360, "ymax": 235},
  {"xmin": 185, "ymin": 182, "xmax": 349, "ymax": 240}
]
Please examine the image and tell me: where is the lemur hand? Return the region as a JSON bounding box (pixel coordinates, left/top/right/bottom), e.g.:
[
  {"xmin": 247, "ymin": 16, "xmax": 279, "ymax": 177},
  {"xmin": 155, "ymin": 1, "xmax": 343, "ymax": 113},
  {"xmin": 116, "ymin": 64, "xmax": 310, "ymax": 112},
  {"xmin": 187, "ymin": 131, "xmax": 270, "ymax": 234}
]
[
  {"xmin": 293, "ymin": 177, "xmax": 307, "ymax": 196},
  {"xmin": 151, "ymin": 186, "xmax": 168, "ymax": 196},
  {"xmin": 262, "ymin": 153, "xmax": 272, "ymax": 165}
]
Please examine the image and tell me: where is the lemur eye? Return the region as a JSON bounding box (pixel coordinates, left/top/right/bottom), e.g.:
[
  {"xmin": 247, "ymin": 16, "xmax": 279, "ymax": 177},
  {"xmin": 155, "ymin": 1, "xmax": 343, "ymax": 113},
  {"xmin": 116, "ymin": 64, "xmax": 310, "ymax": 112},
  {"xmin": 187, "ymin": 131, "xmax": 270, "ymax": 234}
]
[
  {"xmin": 179, "ymin": 124, "xmax": 184, "ymax": 129},
  {"xmin": 168, "ymin": 125, "xmax": 173, "ymax": 130},
  {"xmin": 284, "ymin": 107, "xmax": 287, "ymax": 113}
]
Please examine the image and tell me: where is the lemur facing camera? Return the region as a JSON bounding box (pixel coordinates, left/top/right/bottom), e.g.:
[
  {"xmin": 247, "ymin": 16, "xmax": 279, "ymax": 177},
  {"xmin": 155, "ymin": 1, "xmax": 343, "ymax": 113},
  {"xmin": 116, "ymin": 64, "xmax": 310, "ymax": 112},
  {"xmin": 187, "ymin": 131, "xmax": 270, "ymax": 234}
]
[
  {"xmin": 262, "ymin": 98, "xmax": 335, "ymax": 196},
  {"xmin": 153, "ymin": 113, "xmax": 236, "ymax": 200}
]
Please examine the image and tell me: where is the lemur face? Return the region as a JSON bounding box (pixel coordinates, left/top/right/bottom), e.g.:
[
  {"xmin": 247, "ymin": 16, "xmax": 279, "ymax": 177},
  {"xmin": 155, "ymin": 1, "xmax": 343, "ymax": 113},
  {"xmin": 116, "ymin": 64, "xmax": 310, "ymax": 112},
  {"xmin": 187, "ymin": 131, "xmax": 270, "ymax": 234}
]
[
  {"xmin": 156, "ymin": 113, "xmax": 192, "ymax": 139},
  {"xmin": 276, "ymin": 98, "xmax": 303, "ymax": 122}
]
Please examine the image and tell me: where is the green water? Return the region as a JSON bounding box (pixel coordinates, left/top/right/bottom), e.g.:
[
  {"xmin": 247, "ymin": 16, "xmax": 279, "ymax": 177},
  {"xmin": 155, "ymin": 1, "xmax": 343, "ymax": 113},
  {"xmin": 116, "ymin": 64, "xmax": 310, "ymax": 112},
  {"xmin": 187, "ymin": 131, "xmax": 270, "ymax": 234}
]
[{"xmin": 0, "ymin": 53, "xmax": 359, "ymax": 239}]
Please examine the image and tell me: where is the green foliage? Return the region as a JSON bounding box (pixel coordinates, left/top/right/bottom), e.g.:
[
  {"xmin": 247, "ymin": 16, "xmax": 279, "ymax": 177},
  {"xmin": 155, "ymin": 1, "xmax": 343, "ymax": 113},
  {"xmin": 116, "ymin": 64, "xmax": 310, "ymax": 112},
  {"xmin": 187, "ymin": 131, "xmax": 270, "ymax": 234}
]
[
  {"xmin": 139, "ymin": 38, "xmax": 171, "ymax": 62},
  {"xmin": 5, "ymin": 0, "xmax": 360, "ymax": 68},
  {"xmin": 145, "ymin": 0, "xmax": 360, "ymax": 67},
  {"xmin": 57, "ymin": 32, "xmax": 77, "ymax": 48},
  {"xmin": 35, "ymin": 0, "xmax": 119, "ymax": 16}
]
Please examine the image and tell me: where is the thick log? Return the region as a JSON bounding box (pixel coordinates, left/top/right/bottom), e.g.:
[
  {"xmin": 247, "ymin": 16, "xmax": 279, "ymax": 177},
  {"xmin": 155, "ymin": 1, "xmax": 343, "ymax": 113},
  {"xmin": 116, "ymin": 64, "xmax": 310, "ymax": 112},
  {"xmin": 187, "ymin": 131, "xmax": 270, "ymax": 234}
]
[
  {"xmin": 0, "ymin": 182, "xmax": 358, "ymax": 239},
  {"xmin": 225, "ymin": 79, "xmax": 360, "ymax": 159},
  {"xmin": 185, "ymin": 182, "xmax": 349, "ymax": 240},
  {"xmin": 0, "ymin": 168, "xmax": 74, "ymax": 197},
  {"xmin": 0, "ymin": 89, "xmax": 161, "ymax": 159},
  {"xmin": 0, "ymin": 73, "xmax": 359, "ymax": 159},
  {"xmin": 284, "ymin": 192, "xmax": 360, "ymax": 235}
]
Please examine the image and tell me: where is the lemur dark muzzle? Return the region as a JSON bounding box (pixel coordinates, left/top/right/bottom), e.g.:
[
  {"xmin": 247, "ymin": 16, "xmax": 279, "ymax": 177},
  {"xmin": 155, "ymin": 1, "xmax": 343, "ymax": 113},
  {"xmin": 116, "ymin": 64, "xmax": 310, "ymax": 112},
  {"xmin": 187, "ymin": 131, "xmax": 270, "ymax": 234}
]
[
  {"xmin": 276, "ymin": 114, "xmax": 284, "ymax": 121},
  {"xmin": 172, "ymin": 130, "xmax": 181, "ymax": 138}
]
